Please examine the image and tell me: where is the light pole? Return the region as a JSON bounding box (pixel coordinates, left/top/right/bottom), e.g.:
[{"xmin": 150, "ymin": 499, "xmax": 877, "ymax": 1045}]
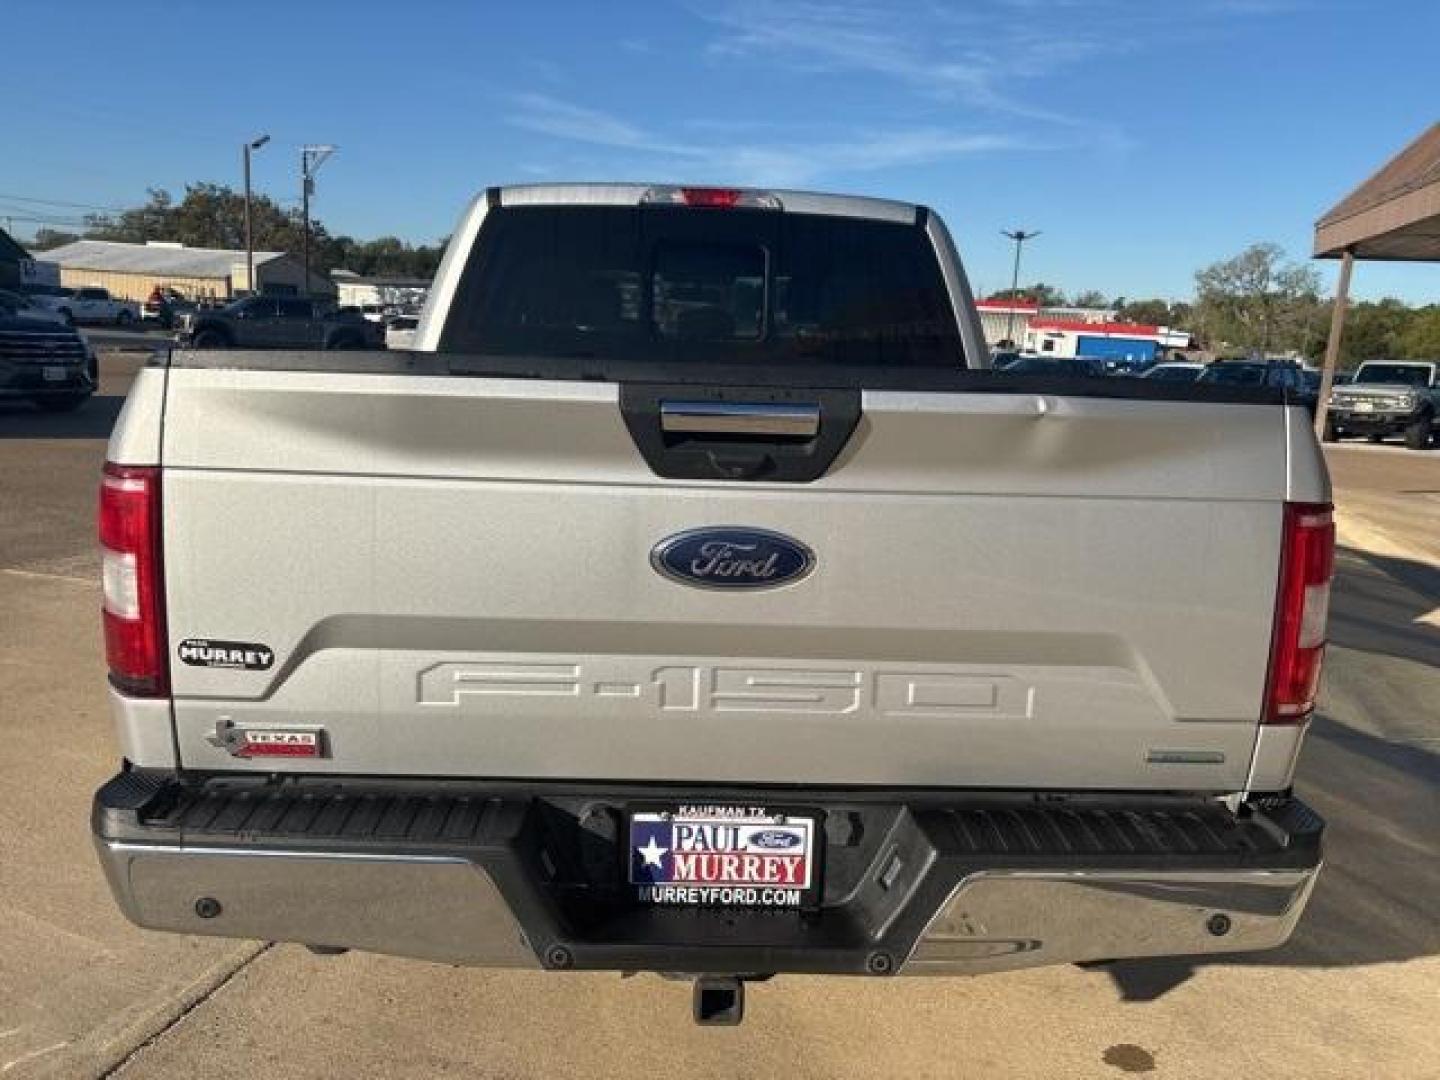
[
  {"xmin": 243, "ymin": 135, "xmax": 270, "ymax": 298},
  {"xmin": 300, "ymin": 145, "xmax": 336, "ymax": 298},
  {"xmin": 1001, "ymin": 228, "xmax": 1041, "ymax": 348}
]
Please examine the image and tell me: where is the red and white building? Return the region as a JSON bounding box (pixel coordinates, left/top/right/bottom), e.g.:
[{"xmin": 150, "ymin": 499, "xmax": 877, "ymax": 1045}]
[
  {"xmin": 1022, "ymin": 319, "xmax": 1191, "ymax": 364},
  {"xmin": 975, "ymin": 299, "xmax": 1191, "ymax": 363},
  {"xmin": 976, "ymin": 299, "xmax": 1124, "ymax": 347}
]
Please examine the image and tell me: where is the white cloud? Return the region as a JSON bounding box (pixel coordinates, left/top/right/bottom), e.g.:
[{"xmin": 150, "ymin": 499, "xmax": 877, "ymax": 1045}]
[
  {"xmin": 508, "ymin": 2, "xmax": 1293, "ymax": 187},
  {"xmin": 692, "ymin": 0, "xmax": 1303, "ymax": 127},
  {"xmin": 694, "ymin": 0, "xmax": 1099, "ymax": 124},
  {"xmin": 506, "ymin": 93, "xmax": 1037, "ymax": 186},
  {"xmin": 508, "ymin": 93, "xmax": 656, "ymax": 151}
]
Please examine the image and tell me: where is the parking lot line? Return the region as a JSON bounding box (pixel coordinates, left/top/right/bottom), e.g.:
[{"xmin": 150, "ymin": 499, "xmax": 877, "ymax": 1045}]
[{"xmin": 1, "ymin": 568, "xmax": 93, "ymax": 586}]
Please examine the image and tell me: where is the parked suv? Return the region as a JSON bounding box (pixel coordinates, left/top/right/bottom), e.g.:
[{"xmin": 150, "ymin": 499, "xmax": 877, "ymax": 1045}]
[
  {"xmin": 174, "ymin": 296, "xmax": 381, "ymax": 350},
  {"xmin": 1198, "ymin": 359, "xmax": 1317, "ymax": 411},
  {"xmin": 998, "ymin": 355, "xmax": 1106, "ymax": 376},
  {"xmin": 0, "ymin": 303, "xmax": 97, "ymax": 411},
  {"xmin": 1324, "ymin": 361, "xmax": 1438, "ymax": 449}
]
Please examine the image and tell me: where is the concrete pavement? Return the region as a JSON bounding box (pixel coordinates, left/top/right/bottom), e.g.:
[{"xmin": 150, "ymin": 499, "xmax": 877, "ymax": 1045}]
[
  {"xmin": 1, "ymin": 356, "xmax": 263, "ymax": 1079},
  {"xmin": 1328, "ymin": 443, "xmax": 1440, "ymax": 582},
  {"xmin": 1, "ymin": 364, "xmax": 1436, "ymax": 1078}
]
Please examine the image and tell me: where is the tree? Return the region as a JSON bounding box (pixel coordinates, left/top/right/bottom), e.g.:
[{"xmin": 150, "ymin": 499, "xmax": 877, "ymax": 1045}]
[
  {"xmin": 325, "ymin": 235, "xmax": 447, "ymax": 279},
  {"xmin": 85, "ymin": 183, "xmax": 325, "ymax": 259},
  {"xmin": 1398, "ymin": 305, "xmax": 1440, "ymax": 359},
  {"xmin": 1194, "ymin": 243, "xmax": 1321, "ymax": 354},
  {"xmin": 1116, "ymin": 298, "xmax": 1174, "ymax": 326},
  {"xmin": 30, "ymin": 227, "xmax": 81, "ymax": 250},
  {"xmin": 1321, "ymin": 299, "xmax": 1414, "ymax": 366},
  {"xmin": 1070, "ymin": 289, "xmax": 1110, "ymax": 309},
  {"xmin": 987, "ymin": 283, "xmax": 1066, "ymax": 306},
  {"xmin": 74, "ymin": 184, "xmax": 447, "ymax": 281}
]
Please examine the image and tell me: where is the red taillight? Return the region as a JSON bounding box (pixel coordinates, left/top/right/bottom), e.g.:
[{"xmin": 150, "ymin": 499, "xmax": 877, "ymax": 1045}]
[
  {"xmin": 1264, "ymin": 502, "xmax": 1334, "ymax": 724},
  {"xmin": 640, "ymin": 185, "xmax": 782, "ymax": 210},
  {"xmin": 99, "ymin": 463, "xmax": 168, "ymax": 697}
]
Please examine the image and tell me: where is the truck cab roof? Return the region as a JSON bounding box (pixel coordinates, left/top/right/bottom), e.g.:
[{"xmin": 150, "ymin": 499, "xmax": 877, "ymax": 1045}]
[{"xmin": 490, "ymin": 182, "xmax": 923, "ymax": 223}]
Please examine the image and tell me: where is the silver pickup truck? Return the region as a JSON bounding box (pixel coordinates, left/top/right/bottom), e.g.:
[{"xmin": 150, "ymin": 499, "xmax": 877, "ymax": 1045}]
[{"xmin": 94, "ymin": 184, "xmax": 1329, "ymax": 1025}]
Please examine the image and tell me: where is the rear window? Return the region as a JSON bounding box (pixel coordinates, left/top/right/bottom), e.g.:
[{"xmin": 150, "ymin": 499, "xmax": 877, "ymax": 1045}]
[
  {"xmin": 439, "ymin": 205, "xmax": 963, "ymax": 367},
  {"xmin": 1144, "ymin": 365, "xmax": 1201, "ymax": 382},
  {"xmin": 1198, "ymin": 363, "xmax": 1266, "ymax": 385}
]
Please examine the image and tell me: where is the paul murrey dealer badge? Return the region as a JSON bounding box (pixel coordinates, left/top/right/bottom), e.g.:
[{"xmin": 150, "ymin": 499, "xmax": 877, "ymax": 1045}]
[{"xmin": 630, "ymin": 807, "xmax": 815, "ymax": 908}]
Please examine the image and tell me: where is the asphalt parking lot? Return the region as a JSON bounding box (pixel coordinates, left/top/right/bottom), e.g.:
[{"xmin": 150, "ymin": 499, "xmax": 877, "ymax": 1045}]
[
  {"xmin": 77, "ymin": 328, "xmax": 172, "ymax": 354},
  {"xmin": 1, "ymin": 354, "xmax": 1437, "ymax": 1078}
]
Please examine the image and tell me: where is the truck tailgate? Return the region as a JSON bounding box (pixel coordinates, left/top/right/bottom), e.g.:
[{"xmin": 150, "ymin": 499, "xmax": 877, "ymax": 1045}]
[{"xmin": 160, "ymin": 363, "xmax": 1297, "ymax": 790}]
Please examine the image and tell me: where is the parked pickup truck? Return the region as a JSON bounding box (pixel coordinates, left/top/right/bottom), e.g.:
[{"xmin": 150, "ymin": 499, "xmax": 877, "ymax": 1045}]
[
  {"xmin": 1324, "ymin": 360, "xmax": 1438, "ymax": 449},
  {"xmin": 94, "ymin": 184, "xmax": 1329, "ymax": 1025},
  {"xmin": 173, "ymin": 295, "xmax": 381, "ymax": 350},
  {"xmin": 26, "ymin": 285, "xmax": 140, "ymax": 326}
]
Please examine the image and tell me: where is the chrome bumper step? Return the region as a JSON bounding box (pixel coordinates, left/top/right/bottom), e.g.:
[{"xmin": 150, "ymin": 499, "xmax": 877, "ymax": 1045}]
[{"xmin": 94, "ymin": 771, "xmax": 1323, "ymax": 975}]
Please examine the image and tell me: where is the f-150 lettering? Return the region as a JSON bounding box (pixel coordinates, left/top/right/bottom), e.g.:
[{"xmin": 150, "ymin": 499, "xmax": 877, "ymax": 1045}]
[{"xmin": 417, "ymin": 661, "xmax": 1033, "ymax": 719}]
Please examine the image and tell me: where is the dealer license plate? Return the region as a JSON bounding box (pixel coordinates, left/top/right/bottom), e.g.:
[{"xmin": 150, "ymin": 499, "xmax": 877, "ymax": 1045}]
[
  {"xmin": 629, "ymin": 806, "xmax": 819, "ymax": 908},
  {"xmin": 1353, "ymin": 401, "xmax": 1374, "ymax": 412},
  {"xmin": 43, "ymin": 366, "xmax": 69, "ymax": 382}
]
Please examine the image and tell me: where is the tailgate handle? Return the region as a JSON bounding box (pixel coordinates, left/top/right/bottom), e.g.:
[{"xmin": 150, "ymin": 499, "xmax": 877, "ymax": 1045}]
[{"xmin": 660, "ymin": 401, "xmax": 820, "ymax": 438}]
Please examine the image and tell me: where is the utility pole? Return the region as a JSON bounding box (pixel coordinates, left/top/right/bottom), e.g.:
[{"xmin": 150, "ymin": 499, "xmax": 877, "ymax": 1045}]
[
  {"xmin": 243, "ymin": 134, "xmax": 270, "ymax": 298},
  {"xmin": 1000, "ymin": 228, "xmax": 1041, "ymax": 349},
  {"xmin": 300, "ymin": 145, "xmax": 336, "ymax": 299}
]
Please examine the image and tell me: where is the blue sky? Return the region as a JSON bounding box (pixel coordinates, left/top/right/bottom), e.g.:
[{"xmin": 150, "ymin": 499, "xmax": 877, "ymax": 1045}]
[{"xmin": 4, "ymin": 0, "xmax": 1439, "ymax": 303}]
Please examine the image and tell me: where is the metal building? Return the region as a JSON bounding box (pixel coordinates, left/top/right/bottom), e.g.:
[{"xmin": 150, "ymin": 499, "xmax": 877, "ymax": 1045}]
[
  {"xmin": 32, "ymin": 240, "xmax": 336, "ymax": 302},
  {"xmin": 332, "ymin": 272, "xmax": 430, "ymax": 310}
]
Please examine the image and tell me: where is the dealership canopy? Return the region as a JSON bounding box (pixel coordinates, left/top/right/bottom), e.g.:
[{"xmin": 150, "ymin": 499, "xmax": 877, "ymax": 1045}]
[
  {"xmin": 1314, "ymin": 121, "xmax": 1440, "ymax": 261},
  {"xmin": 1311, "ymin": 121, "xmax": 1440, "ymax": 434}
]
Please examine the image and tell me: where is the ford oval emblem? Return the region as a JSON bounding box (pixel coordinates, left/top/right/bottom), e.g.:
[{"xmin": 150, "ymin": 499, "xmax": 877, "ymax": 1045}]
[
  {"xmin": 751, "ymin": 829, "xmax": 803, "ymax": 850},
  {"xmin": 651, "ymin": 527, "xmax": 815, "ymax": 590}
]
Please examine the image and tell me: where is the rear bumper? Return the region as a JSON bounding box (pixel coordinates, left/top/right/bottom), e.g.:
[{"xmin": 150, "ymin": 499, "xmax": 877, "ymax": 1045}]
[
  {"xmin": 0, "ymin": 361, "xmax": 92, "ymax": 397},
  {"xmin": 94, "ymin": 770, "xmax": 1323, "ymax": 976}
]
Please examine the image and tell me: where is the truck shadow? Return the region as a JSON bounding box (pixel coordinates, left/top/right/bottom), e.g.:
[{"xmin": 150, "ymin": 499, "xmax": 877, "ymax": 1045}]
[
  {"xmin": 1327, "ymin": 546, "xmax": 1439, "ymax": 668},
  {"xmin": 0, "ymin": 395, "xmax": 125, "ymax": 440},
  {"xmin": 1099, "ymin": 543, "xmax": 1439, "ymax": 1001},
  {"xmin": 1098, "ymin": 714, "xmax": 1439, "ymax": 1000}
]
